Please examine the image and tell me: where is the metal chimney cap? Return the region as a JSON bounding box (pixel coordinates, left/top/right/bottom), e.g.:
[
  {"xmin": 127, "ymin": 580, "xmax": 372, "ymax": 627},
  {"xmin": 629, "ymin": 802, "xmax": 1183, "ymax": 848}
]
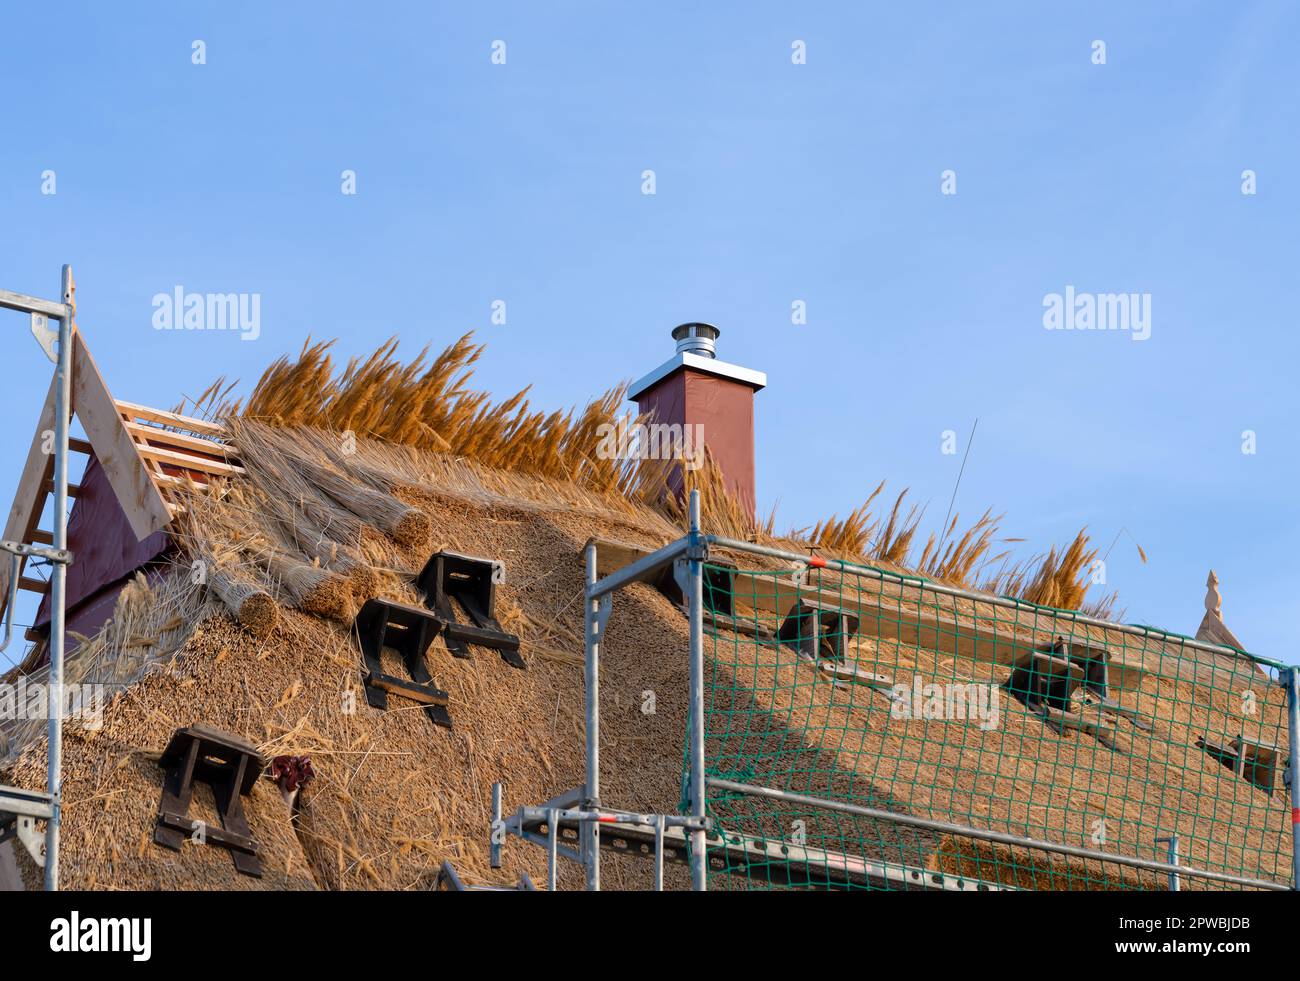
[
  {"xmin": 672, "ymin": 322, "xmax": 720, "ymax": 358},
  {"xmin": 630, "ymin": 320, "xmax": 765, "ymax": 399}
]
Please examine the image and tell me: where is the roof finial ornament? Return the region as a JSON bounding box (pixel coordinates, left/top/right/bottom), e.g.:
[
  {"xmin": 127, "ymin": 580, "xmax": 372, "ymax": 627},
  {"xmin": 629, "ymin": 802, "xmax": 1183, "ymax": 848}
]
[
  {"xmin": 1204, "ymin": 569, "xmax": 1222, "ymax": 619},
  {"xmin": 1196, "ymin": 568, "xmax": 1244, "ymax": 651}
]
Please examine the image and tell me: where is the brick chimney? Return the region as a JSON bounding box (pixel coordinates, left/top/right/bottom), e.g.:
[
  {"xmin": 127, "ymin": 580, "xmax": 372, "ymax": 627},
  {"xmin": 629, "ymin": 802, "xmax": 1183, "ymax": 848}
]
[{"xmin": 628, "ymin": 323, "xmax": 766, "ymax": 516}]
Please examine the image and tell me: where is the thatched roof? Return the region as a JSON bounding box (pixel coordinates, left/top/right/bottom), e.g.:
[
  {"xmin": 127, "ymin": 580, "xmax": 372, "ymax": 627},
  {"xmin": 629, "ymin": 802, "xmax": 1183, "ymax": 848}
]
[{"xmin": 0, "ymin": 339, "xmax": 1287, "ymax": 891}]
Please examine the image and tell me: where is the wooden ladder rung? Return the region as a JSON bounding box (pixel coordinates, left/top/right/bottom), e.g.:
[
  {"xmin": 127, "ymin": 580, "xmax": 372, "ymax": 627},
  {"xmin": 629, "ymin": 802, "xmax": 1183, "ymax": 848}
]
[
  {"xmin": 123, "ymin": 419, "xmax": 237, "ymax": 459},
  {"xmin": 134, "ymin": 442, "xmax": 246, "ymax": 477},
  {"xmin": 114, "ymin": 399, "xmax": 227, "ymax": 439},
  {"xmin": 40, "ymin": 479, "xmax": 80, "ymax": 498}
]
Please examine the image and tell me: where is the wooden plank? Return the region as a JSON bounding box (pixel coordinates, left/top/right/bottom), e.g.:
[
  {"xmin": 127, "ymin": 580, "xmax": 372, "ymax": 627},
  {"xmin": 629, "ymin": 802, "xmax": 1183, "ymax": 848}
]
[
  {"xmin": 70, "ymin": 329, "xmax": 174, "ymax": 541},
  {"xmin": 29, "ymin": 530, "xmax": 53, "ymax": 546},
  {"xmin": 587, "ymin": 536, "xmax": 1148, "ymax": 690},
  {"xmin": 733, "ymin": 571, "xmax": 1037, "ymax": 663},
  {"xmin": 1015, "ymin": 651, "xmax": 1084, "ymax": 680},
  {"xmin": 18, "ymin": 577, "xmax": 48, "ymax": 594},
  {"xmin": 704, "ymin": 609, "xmax": 776, "ymax": 640},
  {"xmin": 133, "ymin": 442, "xmax": 245, "ymax": 477},
  {"xmin": 588, "ymin": 536, "xmax": 669, "ymax": 585},
  {"xmin": 68, "ymin": 437, "xmax": 93, "ymax": 455},
  {"xmin": 114, "ymin": 399, "xmax": 227, "ymax": 438},
  {"xmin": 731, "ymin": 571, "xmax": 1147, "ymax": 691},
  {"xmin": 0, "ymin": 375, "xmax": 59, "ymax": 621},
  {"xmin": 1232, "ymin": 735, "xmax": 1279, "ymax": 759},
  {"xmin": 123, "ymin": 420, "xmax": 237, "ymax": 459},
  {"xmin": 367, "ymin": 673, "xmax": 449, "ymax": 706}
]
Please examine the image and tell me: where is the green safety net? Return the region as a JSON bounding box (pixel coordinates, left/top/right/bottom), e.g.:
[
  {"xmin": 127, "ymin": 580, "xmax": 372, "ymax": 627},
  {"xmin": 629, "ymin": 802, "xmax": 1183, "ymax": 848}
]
[{"xmin": 681, "ymin": 558, "xmax": 1292, "ymax": 891}]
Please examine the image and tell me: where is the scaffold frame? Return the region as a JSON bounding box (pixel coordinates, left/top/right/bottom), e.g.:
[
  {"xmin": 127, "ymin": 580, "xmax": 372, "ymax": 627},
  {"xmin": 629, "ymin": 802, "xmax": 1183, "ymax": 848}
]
[{"xmin": 494, "ymin": 490, "xmax": 1300, "ymax": 892}]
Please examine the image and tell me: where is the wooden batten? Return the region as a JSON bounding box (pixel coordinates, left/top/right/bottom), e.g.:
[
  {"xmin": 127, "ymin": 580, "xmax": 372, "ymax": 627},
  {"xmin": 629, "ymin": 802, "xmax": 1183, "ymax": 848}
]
[
  {"xmin": 123, "ymin": 420, "xmax": 237, "ymax": 459},
  {"xmin": 116, "ymin": 399, "xmax": 242, "ymax": 512},
  {"xmin": 132, "ymin": 442, "xmax": 245, "ymax": 477},
  {"xmin": 114, "ymin": 399, "xmax": 228, "ymax": 439},
  {"xmin": 584, "ymin": 535, "xmax": 1149, "ymax": 693}
]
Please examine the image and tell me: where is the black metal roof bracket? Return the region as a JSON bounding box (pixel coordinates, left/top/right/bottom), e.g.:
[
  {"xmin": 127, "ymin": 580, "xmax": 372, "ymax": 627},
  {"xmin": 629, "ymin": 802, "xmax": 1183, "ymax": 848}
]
[
  {"xmin": 153, "ymin": 724, "xmax": 265, "ymax": 878},
  {"xmin": 353, "ymin": 598, "xmax": 453, "ymax": 728},
  {"xmin": 778, "ymin": 599, "xmax": 861, "ymax": 662},
  {"xmin": 417, "ymin": 551, "xmax": 525, "ymax": 670}
]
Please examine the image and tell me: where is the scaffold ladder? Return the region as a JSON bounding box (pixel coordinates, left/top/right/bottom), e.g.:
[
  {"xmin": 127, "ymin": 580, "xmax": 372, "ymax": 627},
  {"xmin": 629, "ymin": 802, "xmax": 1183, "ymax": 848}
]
[{"xmin": 0, "ymin": 266, "xmax": 78, "ymax": 890}]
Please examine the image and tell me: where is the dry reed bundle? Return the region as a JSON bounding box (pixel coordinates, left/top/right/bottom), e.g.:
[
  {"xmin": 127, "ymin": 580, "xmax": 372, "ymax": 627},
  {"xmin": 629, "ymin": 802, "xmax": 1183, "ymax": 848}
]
[
  {"xmin": 296, "ymin": 456, "xmax": 431, "ymax": 550},
  {"xmin": 207, "ymin": 567, "xmax": 280, "ymax": 637},
  {"xmin": 258, "ymin": 499, "xmax": 379, "ymax": 601},
  {"xmin": 258, "ymin": 550, "xmax": 355, "ymax": 623},
  {"xmin": 234, "ymin": 425, "xmax": 365, "ymax": 543},
  {"xmin": 293, "ymin": 427, "xmax": 420, "ymax": 495},
  {"xmin": 274, "ymin": 522, "xmax": 379, "ymax": 601},
  {"xmin": 233, "ymin": 420, "xmax": 430, "ymax": 550},
  {"xmin": 302, "ymin": 466, "xmax": 427, "ymax": 550},
  {"xmin": 175, "ymin": 476, "xmax": 377, "ymax": 610}
]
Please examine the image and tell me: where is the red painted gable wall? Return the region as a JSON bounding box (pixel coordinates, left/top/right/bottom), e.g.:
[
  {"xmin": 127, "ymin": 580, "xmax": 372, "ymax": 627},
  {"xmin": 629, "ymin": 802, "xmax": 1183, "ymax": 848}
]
[{"xmin": 33, "ymin": 454, "xmax": 170, "ymax": 633}]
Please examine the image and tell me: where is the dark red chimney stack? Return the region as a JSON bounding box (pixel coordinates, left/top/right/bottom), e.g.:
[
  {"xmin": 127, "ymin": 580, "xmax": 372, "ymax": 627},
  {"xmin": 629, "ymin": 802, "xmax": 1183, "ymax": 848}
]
[{"xmin": 629, "ymin": 323, "xmax": 766, "ymax": 517}]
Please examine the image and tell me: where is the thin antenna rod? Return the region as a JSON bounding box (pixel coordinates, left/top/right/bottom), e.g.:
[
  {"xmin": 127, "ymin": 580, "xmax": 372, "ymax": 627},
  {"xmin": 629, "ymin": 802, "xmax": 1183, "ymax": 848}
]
[{"xmin": 937, "ymin": 418, "xmax": 978, "ymax": 557}]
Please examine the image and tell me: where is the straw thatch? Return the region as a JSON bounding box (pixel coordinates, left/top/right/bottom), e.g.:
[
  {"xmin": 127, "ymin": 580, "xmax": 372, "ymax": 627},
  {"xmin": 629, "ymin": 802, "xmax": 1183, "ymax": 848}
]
[{"xmin": 0, "ymin": 334, "xmax": 1276, "ymax": 891}]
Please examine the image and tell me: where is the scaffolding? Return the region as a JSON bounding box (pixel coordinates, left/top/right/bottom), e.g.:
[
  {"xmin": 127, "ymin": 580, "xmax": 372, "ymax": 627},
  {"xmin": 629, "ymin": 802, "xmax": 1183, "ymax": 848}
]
[
  {"xmin": 493, "ymin": 490, "xmax": 711, "ymax": 889},
  {"xmin": 0, "ymin": 265, "xmax": 77, "ymax": 891},
  {"xmin": 496, "ymin": 490, "xmax": 1300, "ymax": 892}
]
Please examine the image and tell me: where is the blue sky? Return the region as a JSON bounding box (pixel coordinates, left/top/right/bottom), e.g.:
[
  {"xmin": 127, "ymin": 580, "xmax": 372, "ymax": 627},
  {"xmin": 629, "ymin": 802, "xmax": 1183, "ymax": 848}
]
[{"xmin": 1, "ymin": 1, "xmax": 1297, "ymax": 666}]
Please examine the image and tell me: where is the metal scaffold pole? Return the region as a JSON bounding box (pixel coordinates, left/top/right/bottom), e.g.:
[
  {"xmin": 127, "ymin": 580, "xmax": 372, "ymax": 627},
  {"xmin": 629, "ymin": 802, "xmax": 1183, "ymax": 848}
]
[
  {"xmin": 44, "ymin": 265, "xmax": 74, "ymax": 891},
  {"xmin": 583, "ymin": 542, "xmax": 601, "ymax": 891},
  {"xmin": 687, "ymin": 489, "xmax": 707, "ymax": 890},
  {"xmin": 0, "ymin": 264, "xmax": 76, "ymax": 891},
  {"xmin": 1286, "ymin": 667, "xmax": 1300, "ymax": 890},
  {"xmin": 495, "ymin": 529, "xmax": 710, "ymax": 891}
]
